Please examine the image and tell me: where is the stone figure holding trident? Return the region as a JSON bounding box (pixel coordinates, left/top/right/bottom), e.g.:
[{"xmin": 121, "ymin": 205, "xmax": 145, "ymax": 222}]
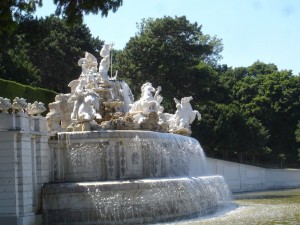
[{"xmin": 98, "ymin": 42, "xmax": 114, "ymax": 82}]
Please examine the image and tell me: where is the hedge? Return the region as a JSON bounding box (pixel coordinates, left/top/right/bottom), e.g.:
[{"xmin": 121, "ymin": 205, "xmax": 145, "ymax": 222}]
[{"xmin": 0, "ymin": 78, "xmax": 57, "ymax": 112}]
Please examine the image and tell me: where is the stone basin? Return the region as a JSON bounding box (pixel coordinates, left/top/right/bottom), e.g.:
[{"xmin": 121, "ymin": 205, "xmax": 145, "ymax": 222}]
[
  {"xmin": 43, "ymin": 176, "xmax": 230, "ymax": 225},
  {"xmin": 49, "ymin": 130, "xmax": 208, "ymax": 182}
]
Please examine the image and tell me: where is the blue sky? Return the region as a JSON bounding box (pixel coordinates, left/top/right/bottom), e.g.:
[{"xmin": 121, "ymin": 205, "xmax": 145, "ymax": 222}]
[{"xmin": 35, "ymin": 0, "xmax": 300, "ymax": 74}]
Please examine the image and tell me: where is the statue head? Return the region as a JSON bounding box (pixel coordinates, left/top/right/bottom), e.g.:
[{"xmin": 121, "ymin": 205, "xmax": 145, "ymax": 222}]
[
  {"xmin": 141, "ymin": 82, "xmax": 155, "ymax": 93},
  {"xmin": 181, "ymin": 96, "xmax": 193, "ymax": 104}
]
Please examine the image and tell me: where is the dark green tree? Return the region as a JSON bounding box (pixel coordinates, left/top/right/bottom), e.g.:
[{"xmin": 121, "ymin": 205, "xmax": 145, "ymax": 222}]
[
  {"xmin": 218, "ymin": 62, "xmax": 300, "ymax": 167},
  {"xmin": 114, "ymin": 16, "xmax": 223, "ymax": 111},
  {"xmin": 0, "ymin": 0, "xmax": 42, "ymax": 36},
  {"xmin": 54, "ymin": 0, "xmax": 123, "ymax": 24},
  {"xmin": 296, "ymin": 121, "xmax": 300, "ymax": 162},
  {"xmin": 249, "ymin": 71, "xmax": 300, "ymax": 166},
  {"xmin": 0, "ymin": 0, "xmax": 123, "ymax": 36},
  {"xmin": 247, "ymin": 60, "xmax": 278, "ymax": 77},
  {"xmin": 189, "ymin": 62, "xmax": 227, "ymax": 104},
  {"xmin": 296, "ymin": 121, "xmax": 300, "ymax": 143},
  {"xmin": 0, "ymin": 16, "xmax": 103, "ymax": 92},
  {"xmin": 0, "ymin": 33, "xmax": 41, "ymax": 86},
  {"xmin": 197, "ymin": 103, "xmax": 269, "ymax": 163},
  {"xmin": 243, "ymin": 117, "xmax": 270, "ymax": 163}
]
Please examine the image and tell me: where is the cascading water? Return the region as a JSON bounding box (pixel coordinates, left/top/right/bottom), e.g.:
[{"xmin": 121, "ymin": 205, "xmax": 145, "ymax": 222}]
[
  {"xmin": 43, "ymin": 44, "xmax": 231, "ymax": 225},
  {"xmin": 45, "ymin": 131, "xmax": 231, "ymax": 225},
  {"xmin": 44, "ymin": 177, "xmax": 230, "ymax": 225},
  {"xmin": 53, "ymin": 131, "xmax": 209, "ymax": 180}
]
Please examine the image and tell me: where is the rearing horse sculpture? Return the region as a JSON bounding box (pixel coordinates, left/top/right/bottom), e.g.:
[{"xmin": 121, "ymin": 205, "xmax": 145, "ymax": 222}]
[
  {"xmin": 129, "ymin": 82, "xmax": 161, "ymax": 114},
  {"xmin": 169, "ymin": 97, "xmax": 201, "ymax": 133}
]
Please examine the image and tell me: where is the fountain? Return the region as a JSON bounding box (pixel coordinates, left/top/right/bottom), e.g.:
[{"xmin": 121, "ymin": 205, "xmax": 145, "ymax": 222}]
[{"xmin": 43, "ymin": 43, "xmax": 231, "ymax": 224}]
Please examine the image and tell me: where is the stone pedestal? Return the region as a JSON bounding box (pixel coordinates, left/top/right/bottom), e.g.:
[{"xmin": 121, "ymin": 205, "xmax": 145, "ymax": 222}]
[{"xmin": 0, "ymin": 113, "xmax": 30, "ymax": 131}]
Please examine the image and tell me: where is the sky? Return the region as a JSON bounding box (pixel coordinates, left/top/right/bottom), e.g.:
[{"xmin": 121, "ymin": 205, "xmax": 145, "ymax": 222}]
[{"xmin": 35, "ymin": 0, "xmax": 300, "ymax": 74}]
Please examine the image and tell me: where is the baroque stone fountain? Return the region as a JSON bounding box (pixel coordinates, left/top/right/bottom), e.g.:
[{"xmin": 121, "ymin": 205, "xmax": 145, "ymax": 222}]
[{"xmin": 43, "ymin": 43, "xmax": 231, "ymax": 225}]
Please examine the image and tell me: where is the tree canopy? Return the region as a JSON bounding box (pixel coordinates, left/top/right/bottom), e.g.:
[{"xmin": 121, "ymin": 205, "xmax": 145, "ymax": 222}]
[
  {"xmin": 202, "ymin": 62, "xmax": 300, "ymax": 166},
  {"xmin": 0, "ymin": 0, "xmax": 123, "ymax": 36},
  {"xmin": 0, "ymin": 15, "xmax": 103, "ymax": 92},
  {"xmin": 114, "ymin": 16, "xmax": 223, "ymax": 111}
]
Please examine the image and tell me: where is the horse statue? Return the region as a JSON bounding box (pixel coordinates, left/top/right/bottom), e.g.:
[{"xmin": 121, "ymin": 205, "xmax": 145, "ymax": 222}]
[
  {"xmin": 168, "ymin": 96, "xmax": 201, "ymax": 135},
  {"xmin": 129, "ymin": 82, "xmax": 161, "ymax": 114},
  {"xmin": 70, "ymin": 90, "xmax": 101, "ymax": 123}
]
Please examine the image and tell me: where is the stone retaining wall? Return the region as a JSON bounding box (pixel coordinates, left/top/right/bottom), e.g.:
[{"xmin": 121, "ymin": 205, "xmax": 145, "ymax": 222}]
[{"xmin": 207, "ymin": 158, "xmax": 300, "ymax": 192}]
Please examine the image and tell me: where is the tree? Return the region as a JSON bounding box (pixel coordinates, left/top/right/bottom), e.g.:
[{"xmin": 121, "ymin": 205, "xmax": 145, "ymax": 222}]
[
  {"xmin": 0, "ymin": 0, "xmax": 42, "ymax": 36},
  {"xmin": 0, "ymin": 33, "xmax": 42, "ymax": 86},
  {"xmin": 296, "ymin": 122, "xmax": 300, "ymax": 162},
  {"xmin": 189, "ymin": 62, "xmax": 227, "ymax": 104},
  {"xmin": 193, "ymin": 101, "xmax": 270, "ymax": 164},
  {"xmin": 212, "ymin": 104, "xmax": 266, "ymax": 162},
  {"xmin": 247, "ymin": 61, "xmax": 278, "ymax": 77},
  {"xmin": 0, "ymin": 0, "xmax": 123, "ymax": 36},
  {"xmin": 218, "ymin": 62, "xmax": 300, "ymax": 167},
  {"xmin": 0, "ymin": 16, "xmax": 103, "ymax": 92},
  {"xmin": 296, "ymin": 121, "xmax": 300, "ymax": 143},
  {"xmin": 248, "ymin": 71, "xmax": 300, "ymax": 165},
  {"xmin": 114, "ymin": 16, "xmax": 223, "ymax": 111},
  {"xmin": 54, "ymin": 0, "xmax": 123, "ymax": 24},
  {"xmin": 243, "ymin": 117, "xmax": 270, "ymax": 163}
]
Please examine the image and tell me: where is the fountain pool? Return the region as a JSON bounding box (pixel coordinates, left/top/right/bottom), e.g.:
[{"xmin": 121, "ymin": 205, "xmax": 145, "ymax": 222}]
[{"xmin": 164, "ymin": 188, "xmax": 300, "ymax": 225}]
